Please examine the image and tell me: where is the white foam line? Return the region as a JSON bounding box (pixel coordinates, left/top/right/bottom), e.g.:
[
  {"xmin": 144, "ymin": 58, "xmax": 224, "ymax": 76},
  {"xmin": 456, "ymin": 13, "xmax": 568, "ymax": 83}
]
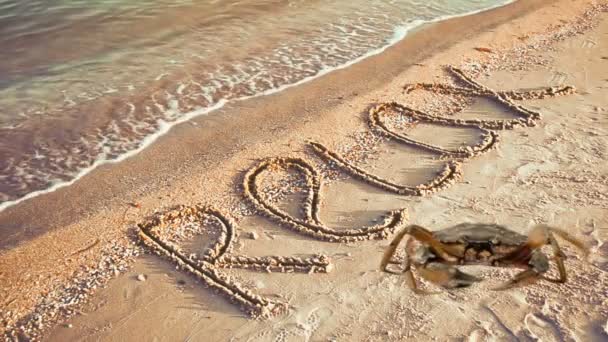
[{"xmin": 0, "ymin": 0, "xmax": 515, "ymax": 213}]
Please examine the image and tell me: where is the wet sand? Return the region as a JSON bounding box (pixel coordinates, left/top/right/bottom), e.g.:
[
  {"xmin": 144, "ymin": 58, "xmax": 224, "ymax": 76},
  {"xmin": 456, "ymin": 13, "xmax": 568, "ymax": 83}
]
[{"xmin": 1, "ymin": 0, "xmax": 608, "ymax": 340}]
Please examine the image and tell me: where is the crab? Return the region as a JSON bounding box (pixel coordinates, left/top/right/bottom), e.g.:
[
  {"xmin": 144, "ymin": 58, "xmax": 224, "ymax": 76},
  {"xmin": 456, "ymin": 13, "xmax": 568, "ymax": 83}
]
[{"xmin": 380, "ymin": 223, "xmax": 588, "ymax": 293}]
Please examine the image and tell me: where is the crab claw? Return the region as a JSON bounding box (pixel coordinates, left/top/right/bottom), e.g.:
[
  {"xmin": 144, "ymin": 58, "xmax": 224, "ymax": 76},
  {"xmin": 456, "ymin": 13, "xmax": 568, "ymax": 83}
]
[
  {"xmin": 450, "ymin": 269, "xmax": 483, "ymax": 288},
  {"xmin": 492, "ymin": 269, "xmax": 541, "ymax": 291},
  {"xmin": 418, "ymin": 263, "xmax": 482, "ymax": 289}
]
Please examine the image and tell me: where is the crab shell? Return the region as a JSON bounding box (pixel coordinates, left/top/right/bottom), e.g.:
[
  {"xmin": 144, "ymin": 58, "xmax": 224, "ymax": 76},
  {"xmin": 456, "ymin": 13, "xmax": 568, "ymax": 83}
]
[{"xmin": 432, "ymin": 223, "xmax": 529, "ymax": 264}]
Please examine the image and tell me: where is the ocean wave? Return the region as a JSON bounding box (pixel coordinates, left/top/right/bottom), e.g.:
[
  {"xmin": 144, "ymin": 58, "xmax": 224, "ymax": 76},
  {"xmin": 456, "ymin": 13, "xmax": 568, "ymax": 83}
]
[{"xmin": 0, "ymin": 0, "xmax": 513, "ymax": 212}]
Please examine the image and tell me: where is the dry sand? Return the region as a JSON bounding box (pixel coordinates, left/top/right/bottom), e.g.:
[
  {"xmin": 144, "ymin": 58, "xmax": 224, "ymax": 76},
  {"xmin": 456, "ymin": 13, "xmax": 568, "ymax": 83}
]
[{"xmin": 1, "ymin": 0, "xmax": 608, "ymax": 340}]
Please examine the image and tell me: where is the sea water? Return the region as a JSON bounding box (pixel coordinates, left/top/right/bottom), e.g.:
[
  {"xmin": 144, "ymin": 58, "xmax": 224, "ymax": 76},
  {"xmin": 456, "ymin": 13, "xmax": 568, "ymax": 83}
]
[{"xmin": 0, "ymin": 0, "xmax": 512, "ymax": 210}]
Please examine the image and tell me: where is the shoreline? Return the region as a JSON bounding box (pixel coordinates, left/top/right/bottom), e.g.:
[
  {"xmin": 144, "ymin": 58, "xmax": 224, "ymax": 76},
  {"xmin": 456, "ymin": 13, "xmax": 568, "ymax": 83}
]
[
  {"xmin": 2, "ymin": 0, "xmax": 607, "ymax": 339},
  {"xmin": 0, "ymin": 0, "xmax": 548, "ymax": 250},
  {"xmin": 0, "ymin": 0, "xmax": 517, "ymax": 215}
]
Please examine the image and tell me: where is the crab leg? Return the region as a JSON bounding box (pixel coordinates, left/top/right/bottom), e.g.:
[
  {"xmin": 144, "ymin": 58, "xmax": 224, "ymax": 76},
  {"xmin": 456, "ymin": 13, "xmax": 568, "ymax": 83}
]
[
  {"xmin": 380, "ymin": 227, "xmax": 412, "ymax": 273},
  {"xmin": 378, "ymin": 233, "xmax": 432, "ymax": 294},
  {"xmin": 495, "ymin": 225, "xmax": 588, "ymax": 289},
  {"xmin": 380, "ymin": 225, "xmax": 458, "ymax": 273},
  {"xmin": 494, "ymin": 247, "xmax": 550, "ymax": 290},
  {"xmin": 417, "ymin": 262, "xmax": 481, "ymax": 289},
  {"xmin": 384, "ymin": 238, "xmax": 441, "ymax": 295},
  {"xmin": 528, "ymin": 224, "xmax": 588, "ymax": 283},
  {"xmin": 378, "ymin": 232, "xmax": 416, "ymax": 292}
]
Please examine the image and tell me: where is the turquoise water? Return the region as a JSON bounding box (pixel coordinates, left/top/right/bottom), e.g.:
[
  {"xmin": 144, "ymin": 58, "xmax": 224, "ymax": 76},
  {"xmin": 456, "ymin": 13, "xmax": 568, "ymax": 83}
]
[{"xmin": 0, "ymin": 0, "xmax": 512, "ymax": 210}]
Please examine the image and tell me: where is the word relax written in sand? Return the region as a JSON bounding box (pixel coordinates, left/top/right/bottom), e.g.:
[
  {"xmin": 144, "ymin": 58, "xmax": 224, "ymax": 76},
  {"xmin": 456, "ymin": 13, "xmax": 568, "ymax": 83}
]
[{"xmin": 138, "ymin": 66, "xmax": 575, "ymax": 318}]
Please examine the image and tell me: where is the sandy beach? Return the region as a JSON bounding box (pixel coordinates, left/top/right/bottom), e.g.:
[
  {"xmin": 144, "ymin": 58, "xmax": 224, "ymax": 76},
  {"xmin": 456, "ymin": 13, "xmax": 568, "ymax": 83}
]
[{"xmin": 1, "ymin": 0, "xmax": 607, "ymax": 340}]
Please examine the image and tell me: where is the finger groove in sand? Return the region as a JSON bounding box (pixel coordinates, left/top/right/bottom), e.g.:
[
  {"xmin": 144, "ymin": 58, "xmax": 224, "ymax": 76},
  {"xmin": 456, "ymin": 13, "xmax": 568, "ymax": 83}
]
[
  {"xmin": 309, "ymin": 141, "xmax": 463, "ymax": 196},
  {"xmin": 138, "ymin": 66, "xmax": 575, "ymax": 319},
  {"xmin": 243, "ymin": 157, "xmax": 409, "ymax": 242},
  {"xmin": 310, "ymin": 67, "xmax": 575, "ymax": 195},
  {"xmin": 138, "ymin": 205, "xmax": 332, "ymax": 318},
  {"xmin": 402, "ymin": 66, "xmax": 575, "ymax": 129},
  {"xmin": 368, "ymin": 103, "xmax": 500, "ymax": 158}
]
